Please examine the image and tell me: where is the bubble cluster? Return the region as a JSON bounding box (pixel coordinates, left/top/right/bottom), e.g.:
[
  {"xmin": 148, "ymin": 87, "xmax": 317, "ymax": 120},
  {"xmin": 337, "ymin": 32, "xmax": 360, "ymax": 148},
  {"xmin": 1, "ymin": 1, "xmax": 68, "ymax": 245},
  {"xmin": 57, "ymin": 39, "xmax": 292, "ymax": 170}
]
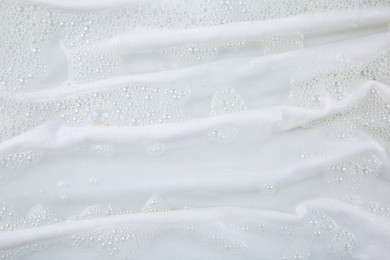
[
  {"xmin": 366, "ymin": 201, "xmax": 390, "ymax": 218},
  {"xmin": 0, "ymin": 204, "xmax": 60, "ymax": 232},
  {"xmin": 328, "ymin": 229, "xmax": 357, "ymax": 259},
  {"xmin": 210, "ymin": 88, "xmax": 247, "ymax": 116},
  {"xmin": 0, "ymin": 195, "xmax": 252, "ymax": 259},
  {"xmin": 288, "ymin": 51, "xmax": 390, "ymax": 110},
  {"xmin": 93, "ymin": 144, "xmax": 116, "ymax": 158},
  {"xmin": 287, "ymin": 51, "xmax": 390, "ymax": 141},
  {"xmin": 258, "ymin": 183, "xmax": 278, "ymax": 195},
  {"xmin": 0, "ymin": 84, "xmax": 191, "ymax": 141},
  {"xmin": 70, "ymin": 204, "xmax": 134, "ymax": 221},
  {"xmin": 158, "ymin": 32, "xmax": 303, "ymax": 68},
  {"xmin": 157, "ymin": 40, "xmax": 250, "ymax": 67},
  {"xmin": 325, "ymin": 153, "xmax": 382, "ymax": 191},
  {"xmin": 0, "ymin": 204, "xmax": 60, "ymax": 259},
  {"xmin": 233, "ymin": 209, "xmax": 358, "ymax": 259},
  {"xmin": 283, "ymin": 247, "xmax": 311, "ymax": 260},
  {"xmin": 0, "ymin": 1, "xmax": 53, "ymax": 91},
  {"xmin": 0, "ymin": 151, "xmax": 43, "ymax": 182},
  {"xmin": 208, "ymin": 126, "xmax": 239, "ymax": 144},
  {"xmin": 177, "ymin": 225, "xmax": 248, "ymax": 254},
  {"xmin": 145, "ymin": 143, "xmax": 167, "ymax": 156},
  {"xmin": 159, "ymin": 44, "xmax": 220, "ymax": 66},
  {"xmin": 260, "ymin": 33, "xmax": 304, "ymax": 55},
  {"xmin": 141, "ymin": 195, "xmax": 170, "ymax": 212},
  {"xmin": 287, "ymin": 64, "xmax": 363, "ymax": 109},
  {"xmin": 69, "ymin": 49, "xmax": 122, "ymax": 83}
]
